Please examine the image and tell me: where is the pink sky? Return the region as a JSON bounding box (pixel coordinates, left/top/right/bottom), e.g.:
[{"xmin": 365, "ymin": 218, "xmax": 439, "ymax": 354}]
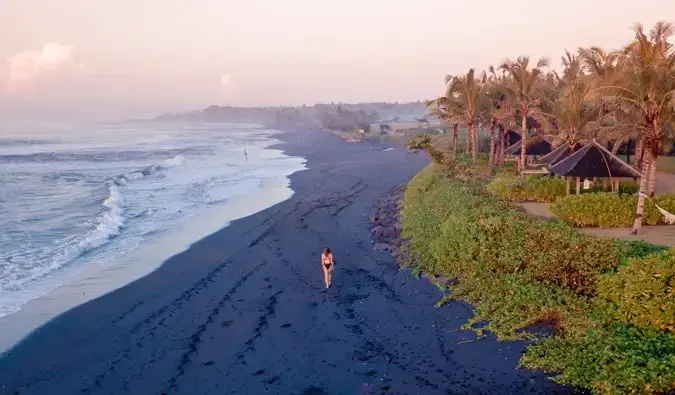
[{"xmin": 0, "ymin": 0, "xmax": 672, "ymax": 120}]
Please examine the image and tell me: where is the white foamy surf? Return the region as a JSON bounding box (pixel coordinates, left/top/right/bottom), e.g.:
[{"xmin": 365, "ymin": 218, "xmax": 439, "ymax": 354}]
[{"xmin": 0, "ymin": 121, "xmax": 306, "ymax": 320}]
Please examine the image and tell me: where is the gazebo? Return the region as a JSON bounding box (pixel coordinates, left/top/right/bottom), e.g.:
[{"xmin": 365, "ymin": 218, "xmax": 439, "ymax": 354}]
[
  {"xmin": 548, "ymin": 139, "xmax": 641, "ymax": 195},
  {"xmin": 504, "ymin": 130, "xmax": 521, "ymax": 147},
  {"xmin": 539, "ymin": 142, "xmax": 584, "ymax": 166},
  {"xmin": 504, "ymin": 134, "xmax": 553, "ymax": 171}
]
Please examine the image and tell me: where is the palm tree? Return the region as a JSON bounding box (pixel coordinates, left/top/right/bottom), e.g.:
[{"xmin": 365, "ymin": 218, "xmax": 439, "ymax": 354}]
[
  {"xmin": 499, "ymin": 56, "xmax": 551, "ymax": 178},
  {"xmin": 545, "ymin": 52, "xmax": 604, "ymax": 148},
  {"xmin": 426, "ymin": 77, "xmax": 462, "ymax": 154},
  {"xmin": 428, "ymin": 71, "xmax": 485, "ymax": 164},
  {"xmin": 426, "ymin": 102, "xmax": 459, "ymax": 153},
  {"xmin": 578, "ymin": 46, "xmax": 635, "ymax": 161},
  {"xmin": 482, "ymin": 66, "xmax": 510, "ymax": 170},
  {"xmin": 607, "ymin": 21, "xmax": 675, "ymax": 234}
]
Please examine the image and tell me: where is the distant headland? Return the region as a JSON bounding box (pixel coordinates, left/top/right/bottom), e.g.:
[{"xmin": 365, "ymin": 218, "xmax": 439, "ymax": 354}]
[{"xmin": 152, "ymin": 102, "xmax": 428, "ymax": 127}]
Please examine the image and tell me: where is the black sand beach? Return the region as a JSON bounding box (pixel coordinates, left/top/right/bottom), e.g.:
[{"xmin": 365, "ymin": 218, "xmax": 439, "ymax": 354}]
[{"xmin": 0, "ymin": 128, "xmax": 573, "ymax": 395}]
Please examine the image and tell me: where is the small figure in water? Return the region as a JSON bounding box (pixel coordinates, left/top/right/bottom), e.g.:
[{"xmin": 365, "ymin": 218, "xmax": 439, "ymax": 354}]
[
  {"xmin": 321, "ymin": 247, "xmax": 334, "ymax": 288},
  {"xmin": 244, "ymin": 149, "xmax": 248, "ymax": 161}
]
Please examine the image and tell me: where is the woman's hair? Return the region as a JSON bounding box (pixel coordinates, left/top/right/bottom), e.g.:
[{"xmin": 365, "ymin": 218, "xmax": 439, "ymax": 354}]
[{"xmin": 323, "ymin": 247, "xmax": 331, "ymax": 255}]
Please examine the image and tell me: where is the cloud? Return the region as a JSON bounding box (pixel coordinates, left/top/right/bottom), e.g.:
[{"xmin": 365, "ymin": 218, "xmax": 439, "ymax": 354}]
[{"xmin": 5, "ymin": 42, "xmax": 86, "ymax": 95}]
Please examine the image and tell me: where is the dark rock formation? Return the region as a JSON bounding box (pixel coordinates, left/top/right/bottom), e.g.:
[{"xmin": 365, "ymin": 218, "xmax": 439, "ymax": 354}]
[{"xmin": 369, "ymin": 185, "xmax": 408, "ymax": 262}]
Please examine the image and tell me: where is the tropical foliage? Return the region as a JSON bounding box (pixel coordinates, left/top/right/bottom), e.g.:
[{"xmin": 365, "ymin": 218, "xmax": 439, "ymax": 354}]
[
  {"xmin": 401, "ymin": 167, "xmax": 674, "ymax": 394},
  {"xmin": 424, "ymin": 21, "xmax": 675, "ymax": 234}
]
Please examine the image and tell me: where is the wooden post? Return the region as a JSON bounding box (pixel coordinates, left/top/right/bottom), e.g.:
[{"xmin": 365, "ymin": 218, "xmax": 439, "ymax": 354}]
[
  {"xmin": 614, "ymin": 179, "xmax": 620, "ymax": 193},
  {"xmin": 575, "ymin": 177, "xmax": 581, "ymax": 195},
  {"xmin": 566, "ymin": 177, "xmax": 571, "ymax": 195}
]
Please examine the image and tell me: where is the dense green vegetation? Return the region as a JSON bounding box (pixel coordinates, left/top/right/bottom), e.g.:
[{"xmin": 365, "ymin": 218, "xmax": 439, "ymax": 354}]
[
  {"xmin": 487, "ymin": 174, "xmax": 567, "ymax": 202},
  {"xmin": 487, "ymin": 174, "xmax": 640, "ymax": 203},
  {"xmin": 427, "ymin": 21, "xmax": 675, "ymax": 235},
  {"xmin": 551, "ymin": 193, "xmax": 675, "ymax": 228},
  {"xmin": 400, "ymin": 166, "xmax": 674, "ymax": 394}
]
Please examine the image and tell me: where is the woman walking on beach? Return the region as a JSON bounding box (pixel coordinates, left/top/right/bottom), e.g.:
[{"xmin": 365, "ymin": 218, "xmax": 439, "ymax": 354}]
[{"xmin": 321, "ymin": 247, "xmax": 334, "ymax": 288}]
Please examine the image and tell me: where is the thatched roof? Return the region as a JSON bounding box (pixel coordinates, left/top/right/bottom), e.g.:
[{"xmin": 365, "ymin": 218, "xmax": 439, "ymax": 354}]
[
  {"xmin": 548, "ymin": 139, "xmax": 641, "ymax": 178},
  {"xmin": 504, "ymin": 130, "xmax": 521, "ymax": 146},
  {"xmin": 504, "ymin": 134, "xmax": 552, "ymax": 156},
  {"xmin": 539, "ymin": 142, "xmax": 584, "ymax": 165}
]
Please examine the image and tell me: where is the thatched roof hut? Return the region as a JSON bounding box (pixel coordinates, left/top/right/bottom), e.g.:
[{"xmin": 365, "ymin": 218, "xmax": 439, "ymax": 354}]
[
  {"xmin": 548, "ymin": 139, "xmax": 641, "ymax": 178},
  {"xmin": 539, "ymin": 142, "xmax": 584, "ymax": 166},
  {"xmin": 504, "ymin": 130, "xmax": 521, "ymax": 146},
  {"xmin": 504, "ymin": 134, "xmax": 552, "ymax": 156}
]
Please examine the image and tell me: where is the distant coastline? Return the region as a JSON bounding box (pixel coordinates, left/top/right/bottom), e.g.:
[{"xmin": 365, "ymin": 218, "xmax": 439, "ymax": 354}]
[{"xmin": 152, "ymin": 101, "xmax": 428, "ymax": 126}]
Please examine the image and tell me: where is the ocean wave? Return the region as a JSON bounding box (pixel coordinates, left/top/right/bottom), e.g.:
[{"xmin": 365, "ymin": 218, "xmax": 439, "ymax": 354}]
[
  {"xmin": 1, "ymin": 183, "xmax": 126, "ymax": 294},
  {"xmin": 0, "ymin": 139, "xmax": 58, "ymax": 146},
  {"xmin": 0, "ymin": 149, "xmax": 195, "ymax": 164},
  {"xmin": 0, "ymin": 155, "xmax": 185, "ymax": 295},
  {"xmin": 112, "ymin": 155, "xmax": 184, "ymax": 186}
]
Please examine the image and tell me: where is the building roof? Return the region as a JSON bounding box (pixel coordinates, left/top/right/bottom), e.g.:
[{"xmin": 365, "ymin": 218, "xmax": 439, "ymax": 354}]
[
  {"xmin": 539, "ymin": 142, "xmax": 584, "ymax": 165},
  {"xmin": 504, "ymin": 130, "xmax": 521, "ymax": 147},
  {"xmin": 548, "ymin": 139, "xmax": 641, "ymax": 178},
  {"xmin": 504, "ymin": 134, "xmax": 552, "ymax": 156}
]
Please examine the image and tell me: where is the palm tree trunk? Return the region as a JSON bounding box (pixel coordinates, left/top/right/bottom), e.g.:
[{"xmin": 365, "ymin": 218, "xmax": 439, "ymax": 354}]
[
  {"xmin": 470, "ymin": 124, "xmax": 478, "ymax": 165},
  {"xmin": 464, "ymin": 129, "xmax": 470, "ymax": 153},
  {"xmin": 647, "ymin": 153, "xmax": 658, "ymax": 197},
  {"xmin": 635, "ymin": 137, "xmax": 645, "ymax": 170},
  {"xmin": 452, "ymin": 124, "xmax": 458, "ymax": 155},
  {"xmin": 489, "ymin": 124, "xmax": 496, "ymax": 170},
  {"xmin": 498, "ymin": 125, "xmax": 505, "ymax": 164},
  {"xmin": 565, "ymin": 177, "xmax": 571, "ymax": 195},
  {"xmin": 632, "ymin": 150, "xmax": 652, "ymax": 235},
  {"xmin": 520, "ymin": 112, "xmax": 527, "ymax": 178},
  {"xmin": 611, "ymin": 140, "xmax": 622, "ymax": 155}
]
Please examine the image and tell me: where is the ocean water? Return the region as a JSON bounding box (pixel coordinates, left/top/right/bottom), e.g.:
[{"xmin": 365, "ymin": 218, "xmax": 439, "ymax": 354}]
[{"xmin": 0, "ymin": 121, "xmax": 306, "ymax": 318}]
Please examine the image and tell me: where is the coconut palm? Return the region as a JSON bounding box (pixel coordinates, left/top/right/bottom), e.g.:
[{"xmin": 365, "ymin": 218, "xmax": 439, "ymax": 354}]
[
  {"xmin": 607, "ymin": 21, "xmax": 675, "ymax": 234},
  {"xmin": 426, "ymin": 103, "xmax": 459, "ymax": 154},
  {"xmin": 578, "ymin": 46, "xmax": 641, "ymax": 163},
  {"xmin": 544, "ymin": 52, "xmax": 604, "ymax": 148},
  {"xmin": 482, "ymin": 66, "xmax": 511, "ymax": 169},
  {"xmin": 428, "ymin": 70, "xmax": 486, "ymax": 164},
  {"xmin": 498, "ymin": 56, "xmax": 551, "ymax": 177},
  {"xmin": 426, "ymin": 76, "xmax": 462, "ymax": 154}
]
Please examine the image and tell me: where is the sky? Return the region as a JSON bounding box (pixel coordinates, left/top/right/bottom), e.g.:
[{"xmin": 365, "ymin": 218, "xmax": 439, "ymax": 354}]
[{"xmin": 0, "ymin": 0, "xmax": 673, "ymax": 121}]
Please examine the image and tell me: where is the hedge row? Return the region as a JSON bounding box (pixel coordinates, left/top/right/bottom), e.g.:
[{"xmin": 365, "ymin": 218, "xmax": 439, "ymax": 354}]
[
  {"xmin": 551, "ymin": 193, "xmax": 675, "ymax": 228},
  {"xmin": 487, "ymin": 174, "xmax": 640, "ymax": 203},
  {"xmin": 401, "ymin": 167, "xmax": 674, "ymax": 394}
]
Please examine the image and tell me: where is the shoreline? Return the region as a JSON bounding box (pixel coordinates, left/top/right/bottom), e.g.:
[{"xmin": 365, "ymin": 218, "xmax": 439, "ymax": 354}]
[
  {"xmin": 0, "ymin": 126, "xmax": 306, "ymax": 355},
  {"xmin": 0, "ymin": 125, "xmax": 572, "ymax": 395}
]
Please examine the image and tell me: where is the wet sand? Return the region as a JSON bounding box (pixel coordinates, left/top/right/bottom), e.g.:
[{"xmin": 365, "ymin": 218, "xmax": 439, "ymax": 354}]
[{"xmin": 0, "ymin": 128, "xmax": 573, "ymax": 395}]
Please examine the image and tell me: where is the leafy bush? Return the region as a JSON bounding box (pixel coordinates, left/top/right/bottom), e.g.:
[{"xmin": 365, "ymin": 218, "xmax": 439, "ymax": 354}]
[
  {"xmin": 598, "ymin": 250, "xmax": 675, "ymax": 331},
  {"xmin": 487, "ymin": 174, "xmax": 566, "ymax": 202},
  {"xmin": 401, "ymin": 167, "xmax": 674, "ymax": 394},
  {"xmin": 551, "ymin": 192, "xmax": 675, "ymax": 228},
  {"xmin": 488, "ymin": 175, "xmax": 640, "ymax": 204},
  {"xmin": 587, "ymin": 180, "xmax": 639, "ymax": 195},
  {"xmin": 521, "ymin": 324, "xmax": 675, "ymax": 395}
]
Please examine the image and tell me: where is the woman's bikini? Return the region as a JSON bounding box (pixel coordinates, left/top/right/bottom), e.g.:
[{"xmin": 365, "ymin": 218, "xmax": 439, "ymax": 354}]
[{"xmin": 322, "ymin": 254, "xmax": 332, "ymax": 270}]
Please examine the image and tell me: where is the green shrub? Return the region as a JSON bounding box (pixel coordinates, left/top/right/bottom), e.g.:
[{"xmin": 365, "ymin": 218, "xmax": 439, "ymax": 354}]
[
  {"xmin": 586, "ymin": 179, "xmax": 640, "ymax": 195},
  {"xmin": 522, "ymin": 175, "xmax": 567, "ymax": 202},
  {"xmin": 487, "ymin": 174, "xmax": 566, "ymax": 202},
  {"xmin": 401, "ymin": 167, "xmax": 674, "ymax": 394},
  {"xmin": 598, "ymin": 250, "xmax": 675, "ymax": 331},
  {"xmin": 409, "ymin": 171, "xmax": 622, "ymax": 296},
  {"xmin": 521, "ymin": 324, "xmax": 675, "ymax": 395},
  {"xmin": 613, "ymin": 239, "xmax": 670, "ymax": 266},
  {"xmin": 551, "ymin": 192, "xmax": 675, "ymax": 228}
]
